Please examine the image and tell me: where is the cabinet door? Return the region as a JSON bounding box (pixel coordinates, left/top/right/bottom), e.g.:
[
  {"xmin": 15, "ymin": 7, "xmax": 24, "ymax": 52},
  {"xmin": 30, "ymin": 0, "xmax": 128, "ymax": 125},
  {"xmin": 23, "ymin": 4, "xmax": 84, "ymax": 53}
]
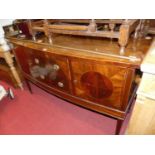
[
  {"xmin": 70, "ymin": 58, "xmax": 131, "ymax": 110},
  {"xmin": 15, "ymin": 46, "xmax": 70, "ymax": 93},
  {"xmin": 42, "ymin": 52, "xmax": 70, "ymax": 93}
]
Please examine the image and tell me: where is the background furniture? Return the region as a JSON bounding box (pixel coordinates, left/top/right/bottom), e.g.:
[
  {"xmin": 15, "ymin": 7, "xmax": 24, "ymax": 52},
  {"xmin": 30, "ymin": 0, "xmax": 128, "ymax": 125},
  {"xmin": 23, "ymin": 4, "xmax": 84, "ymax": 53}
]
[
  {"xmin": 126, "ymin": 38, "xmax": 155, "ymax": 134},
  {"xmin": 0, "ymin": 20, "xmax": 23, "ymax": 89},
  {"xmin": 0, "ymin": 49, "xmax": 23, "ymax": 89},
  {"xmin": 138, "ymin": 19, "xmax": 155, "ymax": 36},
  {"xmin": 26, "ymin": 19, "xmax": 140, "ymax": 54}
]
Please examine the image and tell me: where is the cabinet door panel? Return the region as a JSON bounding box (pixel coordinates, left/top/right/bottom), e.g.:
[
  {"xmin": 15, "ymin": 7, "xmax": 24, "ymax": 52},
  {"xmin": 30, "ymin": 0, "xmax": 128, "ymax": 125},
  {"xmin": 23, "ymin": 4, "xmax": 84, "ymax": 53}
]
[
  {"xmin": 70, "ymin": 58, "xmax": 129, "ymax": 110},
  {"xmin": 15, "ymin": 46, "xmax": 70, "ymax": 93},
  {"xmin": 43, "ymin": 52, "xmax": 70, "ymax": 93},
  {"xmin": 28, "ymin": 49, "xmax": 70, "ymax": 93}
]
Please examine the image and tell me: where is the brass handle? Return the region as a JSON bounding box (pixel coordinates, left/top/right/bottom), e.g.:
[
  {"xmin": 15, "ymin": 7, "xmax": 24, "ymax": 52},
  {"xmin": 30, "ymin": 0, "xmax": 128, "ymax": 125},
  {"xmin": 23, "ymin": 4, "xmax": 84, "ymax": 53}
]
[
  {"xmin": 58, "ymin": 82, "xmax": 64, "ymax": 88},
  {"xmin": 42, "ymin": 48, "xmax": 47, "ymax": 51},
  {"xmin": 73, "ymin": 79, "xmax": 77, "ymax": 83},
  {"xmin": 40, "ymin": 75, "xmax": 45, "ymax": 79},
  {"xmin": 53, "ymin": 64, "xmax": 60, "ymax": 71},
  {"xmin": 34, "ymin": 58, "xmax": 40, "ymax": 64}
]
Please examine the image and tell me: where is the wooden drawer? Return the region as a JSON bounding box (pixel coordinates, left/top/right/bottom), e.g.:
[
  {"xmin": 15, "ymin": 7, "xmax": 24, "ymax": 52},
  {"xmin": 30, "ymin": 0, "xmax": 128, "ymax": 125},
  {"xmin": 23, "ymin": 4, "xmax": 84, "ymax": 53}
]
[
  {"xmin": 70, "ymin": 58, "xmax": 134, "ymax": 110},
  {"xmin": 14, "ymin": 46, "xmax": 70, "ymax": 93}
]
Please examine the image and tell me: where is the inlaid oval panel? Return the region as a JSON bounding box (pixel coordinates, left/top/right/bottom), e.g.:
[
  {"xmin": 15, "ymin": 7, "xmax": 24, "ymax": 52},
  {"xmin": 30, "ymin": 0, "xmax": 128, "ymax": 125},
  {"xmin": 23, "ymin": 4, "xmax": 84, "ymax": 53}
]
[{"xmin": 80, "ymin": 71, "xmax": 113, "ymax": 99}]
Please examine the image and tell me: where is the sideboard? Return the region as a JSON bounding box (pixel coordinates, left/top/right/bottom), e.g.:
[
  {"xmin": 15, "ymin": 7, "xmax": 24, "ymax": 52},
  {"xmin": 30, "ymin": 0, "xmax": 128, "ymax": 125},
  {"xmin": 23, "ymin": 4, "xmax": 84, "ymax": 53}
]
[{"xmin": 7, "ymin": 31, "xmax": 152, "ymax": 134}]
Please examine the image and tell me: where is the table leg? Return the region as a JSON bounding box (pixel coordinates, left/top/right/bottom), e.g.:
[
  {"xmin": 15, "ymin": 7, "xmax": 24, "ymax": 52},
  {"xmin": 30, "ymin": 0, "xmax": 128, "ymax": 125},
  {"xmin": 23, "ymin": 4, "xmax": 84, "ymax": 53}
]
[
  {"xmin": 25, "ymin": 79, "xmax": 33, "ymax": 94},
  {"xmin": 4, "ymin": 52, "xmax": 23, "ymax": 90},
  {"xmin": 115, "ymin": 119, "xmax": 124, "ymax": 135}
]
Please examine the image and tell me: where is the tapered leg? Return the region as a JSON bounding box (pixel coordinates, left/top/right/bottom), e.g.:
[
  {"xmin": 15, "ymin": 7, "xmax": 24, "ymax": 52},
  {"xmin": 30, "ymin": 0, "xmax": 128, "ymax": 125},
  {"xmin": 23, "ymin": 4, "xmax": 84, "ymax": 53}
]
[
  {"xmin": 25, "ymin": 79, "xmax": 33, "ymax": 94},
  {"xmin": 115, "ymin": 119, "xmax": 124, "ymax": 135},
  {"xmin": 127, "ymin": 103, "xmax": 133, "ymax": 113}
]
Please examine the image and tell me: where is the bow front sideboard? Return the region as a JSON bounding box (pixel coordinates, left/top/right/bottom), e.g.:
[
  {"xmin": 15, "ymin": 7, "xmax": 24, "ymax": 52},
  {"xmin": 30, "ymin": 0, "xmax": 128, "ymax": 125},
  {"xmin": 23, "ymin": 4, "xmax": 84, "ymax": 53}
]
[{"xmin": 7, "ymin": 24, "xmax": 152, "ymax": 134}]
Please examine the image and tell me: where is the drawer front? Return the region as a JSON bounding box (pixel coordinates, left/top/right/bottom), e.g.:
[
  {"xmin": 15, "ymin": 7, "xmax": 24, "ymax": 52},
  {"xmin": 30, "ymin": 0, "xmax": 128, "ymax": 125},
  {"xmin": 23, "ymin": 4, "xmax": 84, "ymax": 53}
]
[
  {"xmin": 70, "ymin": 58, "xmax": 130, "ymax": 110},
  {"xmin": 15, "ymin": 46, "xmax": 70, "ymax": 93}
]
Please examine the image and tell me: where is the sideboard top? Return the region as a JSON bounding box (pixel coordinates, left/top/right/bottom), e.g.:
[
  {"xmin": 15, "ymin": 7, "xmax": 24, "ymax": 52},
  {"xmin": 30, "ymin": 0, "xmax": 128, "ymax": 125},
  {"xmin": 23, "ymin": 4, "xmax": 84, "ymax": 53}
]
[{"xmin": 7, "ymin": 34, "xmax": 152, "ymax": 68}]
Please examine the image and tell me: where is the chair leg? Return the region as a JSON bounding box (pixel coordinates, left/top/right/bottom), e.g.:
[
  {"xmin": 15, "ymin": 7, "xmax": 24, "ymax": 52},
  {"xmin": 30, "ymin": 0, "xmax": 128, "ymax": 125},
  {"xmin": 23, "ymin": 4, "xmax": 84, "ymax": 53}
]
[
  {"xmin": 25, "ymin": 79, "xmax": 33, "ymax": 94},
  {"xmin": 115, "ymin": 119, "xmax": 124, "ymax": 135}
]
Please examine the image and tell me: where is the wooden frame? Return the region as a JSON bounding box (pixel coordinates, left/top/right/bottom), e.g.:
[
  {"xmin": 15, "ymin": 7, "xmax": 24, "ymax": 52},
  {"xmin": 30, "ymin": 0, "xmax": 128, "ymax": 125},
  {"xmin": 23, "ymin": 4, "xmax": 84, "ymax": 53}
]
[{"xmin": 27, "ymin": 19, "xmax": 140, "ymax": 54}]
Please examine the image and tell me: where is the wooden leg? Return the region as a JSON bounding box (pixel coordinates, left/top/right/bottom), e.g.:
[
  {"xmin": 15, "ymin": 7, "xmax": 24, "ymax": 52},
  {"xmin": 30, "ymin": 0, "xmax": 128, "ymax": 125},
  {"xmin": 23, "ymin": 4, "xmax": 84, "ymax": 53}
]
[
  {"xmin": 127, "ymin": 103, "xmax": 133, "ymax": 113},
  {"xmin": 4, "ymin": 52, "xmax": 23, "ymax": 90},
  {"xmin": 48, "ymin": 34, "xmax": 53, "ymax": 44},
  {"xmin": 115, "ymin": 119, "xmax": 124, "ymax": 135},
  {"xmin": 25, "ymin": 79, "xmax": 33, "ymax": 94},
  {"xmin": 119, "ymin": 46, "xmax": 125, "ymax": 55},
  {"xmin": 119, "ymin": 24, "xmax": 129, "ymax": 55},
  {"xmin": 127, "ymin": 87, "xmax": 137, "ymax": 113}
]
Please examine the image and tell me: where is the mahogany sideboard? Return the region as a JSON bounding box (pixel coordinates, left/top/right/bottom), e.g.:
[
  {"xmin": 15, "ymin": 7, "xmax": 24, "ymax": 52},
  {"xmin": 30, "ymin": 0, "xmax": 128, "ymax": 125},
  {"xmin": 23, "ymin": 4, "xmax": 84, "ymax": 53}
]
[{"xmin": 7, "ymin": 34, "xmax": 152, "ymax": 134}]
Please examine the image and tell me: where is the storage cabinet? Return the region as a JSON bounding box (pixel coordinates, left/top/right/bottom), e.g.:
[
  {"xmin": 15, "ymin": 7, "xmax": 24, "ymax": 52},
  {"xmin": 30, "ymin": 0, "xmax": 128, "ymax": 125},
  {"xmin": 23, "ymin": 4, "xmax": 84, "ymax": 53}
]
[
  {"xmin": 8, "ymin": 34, "xmax": 151, "ymax": 134},
  {"xmin": 14, "ymin": 45, "xmax": 135, "ymax": 113},
  {"xmin": 13, "ymin": 45, "xmax": 134, "ymax": 134},
  {"xmin": 13, "ymin": 43, "xmax": 136, "ymax": 131}
]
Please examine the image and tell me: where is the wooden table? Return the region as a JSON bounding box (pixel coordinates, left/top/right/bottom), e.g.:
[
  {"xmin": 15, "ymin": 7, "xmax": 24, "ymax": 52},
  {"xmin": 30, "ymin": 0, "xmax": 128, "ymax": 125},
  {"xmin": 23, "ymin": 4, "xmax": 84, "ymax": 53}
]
[{"xmin": 0, "ymin": 48, "xmax": 23, "ymax": 89}]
